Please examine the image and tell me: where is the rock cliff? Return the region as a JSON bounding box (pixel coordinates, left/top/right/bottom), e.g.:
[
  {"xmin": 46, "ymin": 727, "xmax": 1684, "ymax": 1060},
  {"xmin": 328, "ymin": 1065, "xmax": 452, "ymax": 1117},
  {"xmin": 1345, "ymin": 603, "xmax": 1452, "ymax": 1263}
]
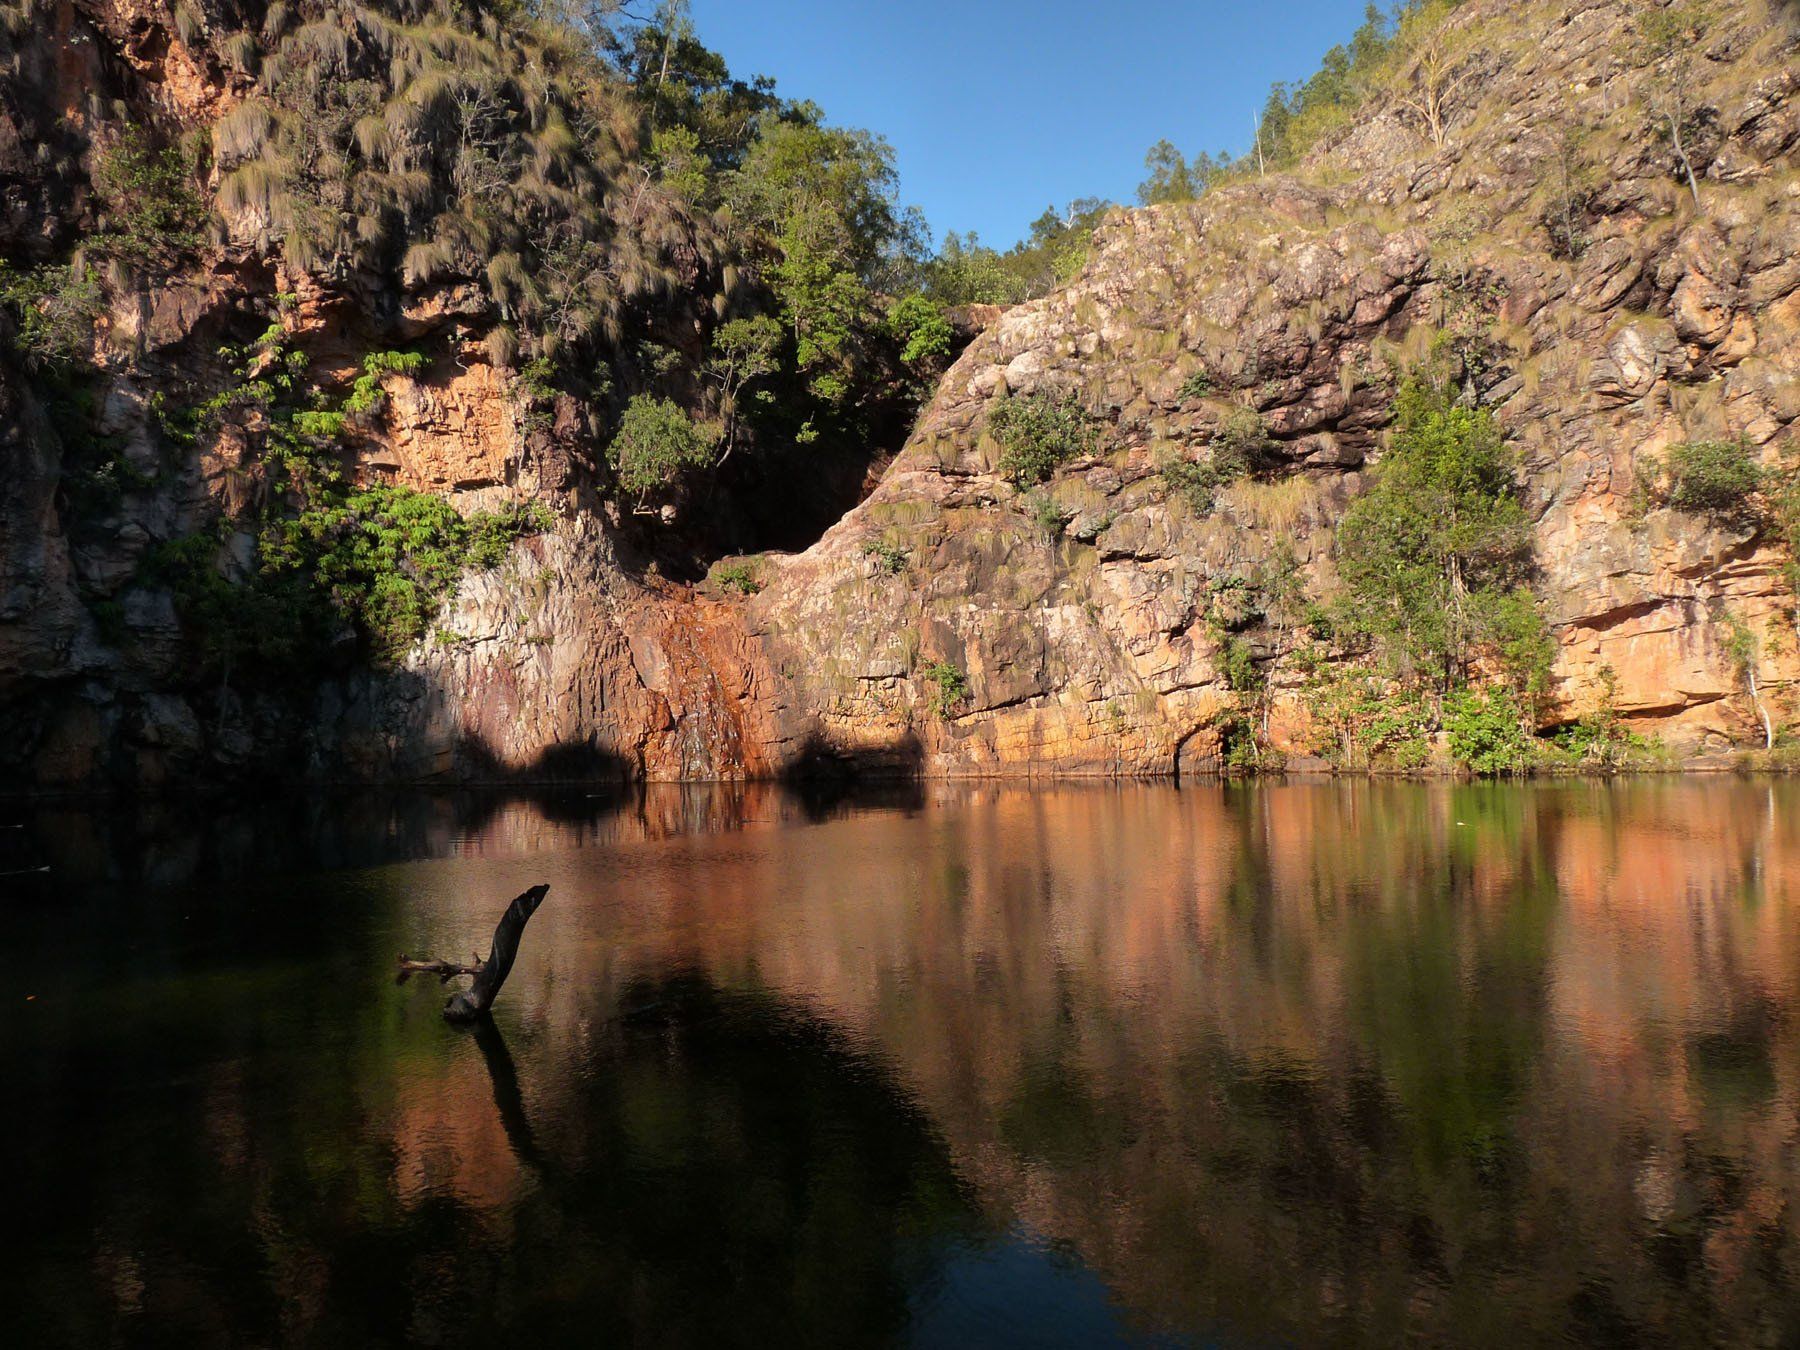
[
  {"xmin": 3, "ymin": 0, "xmax": 1797, "ymax": 789},
  {"xmin": 748, "ymin": 0, "xmax": 1800, "ymax": 776}
]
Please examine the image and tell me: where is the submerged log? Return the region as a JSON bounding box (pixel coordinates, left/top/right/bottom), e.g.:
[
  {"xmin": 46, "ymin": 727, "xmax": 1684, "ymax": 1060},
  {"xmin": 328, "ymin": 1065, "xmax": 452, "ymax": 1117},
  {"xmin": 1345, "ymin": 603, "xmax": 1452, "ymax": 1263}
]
[{"xmin": 397, "ymin": 883, "xmax": 550, "ymax": 1023}]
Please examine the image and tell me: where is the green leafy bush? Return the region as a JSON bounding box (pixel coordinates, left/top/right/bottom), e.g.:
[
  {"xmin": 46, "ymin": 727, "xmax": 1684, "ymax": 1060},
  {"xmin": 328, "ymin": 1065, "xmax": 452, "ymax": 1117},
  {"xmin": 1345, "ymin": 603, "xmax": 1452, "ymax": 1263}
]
[
  {"xmin": 988, "ymin": 390, "xmax": 1101, "ymax": 487},
  {"xmin": 920, "ymin": 660, "xmax": 968, "ymax": 719},
  {"xmin": 1654, "ymin": 440, "xmax": 1766, "ymax": 523},
  {"xmin": 1445, "ymin": 686, "xmax": 1536, "ymax": 776},
  {"xmin": 1022, "ymin": 489, "xmax": 1073, "ymax": 539},
  {"xmin": 1160, "ymin": 452, "xmax": 1235, "ymax": 513},
  {"xmin": 262, "ymin": 486, "xmax": 551, "ymax": 659},
  {"xmin": 0, "ymin": 263, "xmax": 103, "ymax": 368},
  {"xmin": 886, "ymin": 294, "xmax": 953, "ymax": 368},
  {"xmin": 1220, "ymin": 637, "xmax": 1261, "ymax": 693},
  {"xmin": 1211, "ymin": 407, "xmax": 1274, "ymax": 478},
  {"xmin": 606, "ymin": 395, "xmax": 721, "ymax": 498},
  {"xmin": 1219, "ymin": 713, "xmax": 1286, "ymax": 774},
  {"xmin": 66, "ymin": 448, "xmax": 155, "ymax": 516},
  {"xmin": 1550, "ymin": 671, "xmax": 1658, "ymax": 769},
  {"xmin": 1303, "ymin": 664, "xmax": 1435, "ymax": 770},
  {"xmin": 467, "ymin": 501, "xmax": 555, "ymax": 570},
  {"xmin": 90, "ymin": 130, "xmax": 207, "ymax": 271},
  {"xmin": 1177, "ymin": 368, "xmax": 1217, "ymax": 401},
  {"xmin": 1771, "ymin": 456, "xmax": 1800, "ymax": 606},
  {"xmin": 862, "ymin": 537, "xmax": 909, "ymax": 575},
  {"xmin": 343, "ymin": 351, "xmax": 427, "ymax": 416},
  {"xmin": 1478, "ymin": 586, "xmax": 1557, "ymax": 701},
  {"xmin": 711, "ymin": 559, "xmax": 764, "ymax": 596}
]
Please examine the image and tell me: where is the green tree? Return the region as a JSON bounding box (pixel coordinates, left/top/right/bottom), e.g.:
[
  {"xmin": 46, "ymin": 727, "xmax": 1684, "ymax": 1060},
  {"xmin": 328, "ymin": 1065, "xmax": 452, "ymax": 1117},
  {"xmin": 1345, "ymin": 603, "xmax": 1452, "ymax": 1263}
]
[
  {"xmin": 1771, "ymin": 455, "xmax": 1800, "ymax": 635},
  {"xmin": 90, "ymin": 130, "xmax": 207, "ymax": 271},
  {"xmin": 1138, "ymin": 140, "xmax": 1198, "ymax": 205},
  {"xmin": 725, "ymin": 116, "xmax": 906, "ymax": 408},
  {"xmin": 1445, "ymin": 686, "xmax": 1535, "ymax": 775},
  {"xmin": 924, "ymin": 231, "xmax": 1023, "ymax": 306},
  {"xmin": 704, "ymin": 314, "xmax": 782, "ymax": 457},
  {"xmin": 606, "ymin": 394, "xmax": 721, "ymax": 499},
  {"xmin": 1335, "ymin": 376, "xmax": 1537, "ymax": 692},
  {"xmin": 1721, "ymin": 610, "xmax": 1775, "ymax": 750},
  {"xmin": 920, "ymin": 660, "xmax": 968, "ymax": 719},
  {"xmin": 922, "ymin": 201, "xmax": 1113, "ymax": 307},
  {"xmin": 988, "ymin": 390, "xmax": 1102, "ymax": 487},
  {"xmin": 1135, "ymin": 142, "xmax": 1230, "ymax": 205},
  {"xmin": 885, "ymin": 294, "xmax": 953, "ymax": 369},
  {"xmin": 604, "ymin": 0, "xmax": 780, "ymax": 171},
  {"xmin": 1636, "ymin": 1, "xmax": 1714, "ymax": 205}
]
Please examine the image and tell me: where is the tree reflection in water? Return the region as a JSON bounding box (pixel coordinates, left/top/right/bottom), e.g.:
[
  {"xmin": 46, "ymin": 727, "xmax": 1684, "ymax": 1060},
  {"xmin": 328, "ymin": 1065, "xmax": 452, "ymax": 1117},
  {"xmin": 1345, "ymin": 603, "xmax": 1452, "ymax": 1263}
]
[{"xmin": 4, "ymin": 779, "xmax": 1800, "ymax": 1347}]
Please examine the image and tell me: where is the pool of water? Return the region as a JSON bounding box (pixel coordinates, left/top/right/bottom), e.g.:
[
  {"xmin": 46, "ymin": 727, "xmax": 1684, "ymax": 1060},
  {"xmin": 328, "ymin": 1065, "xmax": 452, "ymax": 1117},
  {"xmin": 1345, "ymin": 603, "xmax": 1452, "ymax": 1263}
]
[{"xmin": 4, "ymin": 779, "xmax": 1798, "ymax": 1346}]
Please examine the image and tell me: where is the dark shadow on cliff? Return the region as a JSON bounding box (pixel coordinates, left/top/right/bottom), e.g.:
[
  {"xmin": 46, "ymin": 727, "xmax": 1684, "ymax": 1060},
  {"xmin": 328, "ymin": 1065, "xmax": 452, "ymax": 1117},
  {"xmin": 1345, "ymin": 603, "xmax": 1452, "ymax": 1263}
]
[
  {"xmin": 779, "ymin": 729, "xmax": 924, "ymax": 784},
  {"xmin": 451, "ymin": 734, "xmax": 637, "ymax": 786},
  {"xmin": 778, "ymin": 730, "xmax": 927, "ymax": 819}
]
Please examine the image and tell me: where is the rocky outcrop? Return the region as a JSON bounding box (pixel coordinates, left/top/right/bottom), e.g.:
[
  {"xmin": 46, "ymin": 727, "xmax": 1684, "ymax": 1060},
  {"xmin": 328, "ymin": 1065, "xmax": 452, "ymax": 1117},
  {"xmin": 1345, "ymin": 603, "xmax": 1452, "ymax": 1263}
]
[
  {"xmin": 744, "ymin": 0, "xmax": 1800, "ymax": 775},
  {"xmin": 313, "ymin": 527, "xmax": 787, "ymax": 784},
  {"xmin": 3, "ymin": 0, "xmax": 1798, "ymax": 789}
]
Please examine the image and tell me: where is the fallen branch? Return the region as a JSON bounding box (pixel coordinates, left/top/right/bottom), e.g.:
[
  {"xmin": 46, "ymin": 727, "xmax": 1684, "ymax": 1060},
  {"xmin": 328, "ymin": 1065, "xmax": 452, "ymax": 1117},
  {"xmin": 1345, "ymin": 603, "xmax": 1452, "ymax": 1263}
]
[
  {"xmin": 397, "ymin": 956, "xmax": 483, "ymax": 982},
  {"xmin": 397, "ymin": 883, "xmax": 550, "ymax": 1023}
]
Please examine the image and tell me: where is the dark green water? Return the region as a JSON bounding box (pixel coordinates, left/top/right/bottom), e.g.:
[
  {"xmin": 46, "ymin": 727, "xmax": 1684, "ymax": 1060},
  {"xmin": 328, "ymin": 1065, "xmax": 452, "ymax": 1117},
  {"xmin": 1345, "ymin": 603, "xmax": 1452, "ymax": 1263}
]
[{"xmin": 4, "ymin": 780, "xmax": 1799, "ymax": 1348}]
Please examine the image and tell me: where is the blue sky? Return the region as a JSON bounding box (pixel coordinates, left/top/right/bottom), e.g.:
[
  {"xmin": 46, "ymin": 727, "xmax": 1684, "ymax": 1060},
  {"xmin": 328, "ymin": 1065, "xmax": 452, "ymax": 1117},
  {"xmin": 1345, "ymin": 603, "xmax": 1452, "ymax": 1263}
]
[{"xmin": 689, "ymin": 0, "xmax": 1380, "ymax": 249}]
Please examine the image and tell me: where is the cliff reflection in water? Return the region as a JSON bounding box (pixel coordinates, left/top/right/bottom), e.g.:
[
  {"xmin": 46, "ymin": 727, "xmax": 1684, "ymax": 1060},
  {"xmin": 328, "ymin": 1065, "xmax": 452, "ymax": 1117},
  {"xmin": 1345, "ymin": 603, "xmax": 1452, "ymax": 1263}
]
[{"xmin": 6, "ymin": 780, "xmax": 1800, "ymax": 1346}]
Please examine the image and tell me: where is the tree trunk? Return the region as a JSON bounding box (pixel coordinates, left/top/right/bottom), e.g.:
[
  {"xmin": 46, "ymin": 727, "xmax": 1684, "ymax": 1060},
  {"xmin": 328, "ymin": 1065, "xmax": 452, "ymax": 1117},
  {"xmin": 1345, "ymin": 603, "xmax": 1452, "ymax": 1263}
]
[
  {"xmin": 1748, "ymin": 668, "xmax": 1775, "ymax": 751},
  {"xmin": 1668, "ymin": 110, "xmax": 1701, "ymax": 207},
  {"xmin": 398, "ymin": 884, "xmax": 551, "ymax": 1023}
]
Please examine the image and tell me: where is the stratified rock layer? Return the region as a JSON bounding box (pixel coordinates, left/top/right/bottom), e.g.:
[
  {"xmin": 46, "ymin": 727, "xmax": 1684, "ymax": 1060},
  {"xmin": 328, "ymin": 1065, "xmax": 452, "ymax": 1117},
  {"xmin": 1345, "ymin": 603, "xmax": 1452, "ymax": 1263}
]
[
  {"xmin": 3, "ymin": 0, "xmax": 1797, "ymax": 788},
  {"xmin": 747, "ymin": 0, "xmax": 1800, "ymax": 776}
]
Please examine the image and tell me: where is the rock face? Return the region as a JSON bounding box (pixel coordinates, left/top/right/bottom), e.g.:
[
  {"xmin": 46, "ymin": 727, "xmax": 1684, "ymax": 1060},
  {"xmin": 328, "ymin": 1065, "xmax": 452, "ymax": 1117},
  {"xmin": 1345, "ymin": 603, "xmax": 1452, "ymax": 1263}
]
[
  {"xmin": 315, "ymin": 527, "xmax": 787, "ymax": 785},
  {"xmin": 746, "ymin": 0, "xmax": 1800, "ymax": 775},
  {"xmin": 3, "ymin": 0, "xmax": 1798, "ymax": 789}
]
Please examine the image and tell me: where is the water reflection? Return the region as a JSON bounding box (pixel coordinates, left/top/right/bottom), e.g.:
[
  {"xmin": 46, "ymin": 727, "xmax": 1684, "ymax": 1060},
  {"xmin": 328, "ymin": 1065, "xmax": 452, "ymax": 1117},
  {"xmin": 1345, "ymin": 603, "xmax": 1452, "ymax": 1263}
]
[
  {"xmin": 5, "ymin": 780, "xmax": 1800, "ymax": 1346},
  {"xmin": 6, "ymin": 780, "xmax": 925, "ymax": 890}
]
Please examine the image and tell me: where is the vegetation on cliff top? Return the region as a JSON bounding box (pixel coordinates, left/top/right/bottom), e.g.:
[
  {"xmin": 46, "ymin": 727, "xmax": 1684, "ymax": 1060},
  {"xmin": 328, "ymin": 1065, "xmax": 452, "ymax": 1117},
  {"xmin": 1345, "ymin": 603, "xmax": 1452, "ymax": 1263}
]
[
  {"xmin": 0, "ymin": 0, "xmax": 993, "ymax": 536},
  {"xmin": 1134, "ymin": 1, "xmax": 1473, "ymax": 203},
  {"xmin": 932, "ymin": 1, "xmax": 1483, "ymax": 310},
  {"xmin": 0, "ymin": 0, "xmax": 1048, "ymax": 679}
]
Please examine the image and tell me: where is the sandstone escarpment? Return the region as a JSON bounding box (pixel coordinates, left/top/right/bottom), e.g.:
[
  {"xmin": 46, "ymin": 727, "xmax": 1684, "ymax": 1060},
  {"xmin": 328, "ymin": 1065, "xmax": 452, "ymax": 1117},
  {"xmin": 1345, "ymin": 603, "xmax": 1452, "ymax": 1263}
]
[
  {"xmin": 746, "ymin": 0, "xmax": 1800, "ymax": 776},
  {"xmin": 0, "ymin": 0, "xmax": 809, "ymax": 789},
  {"xmin": 4, "ymin": 0, "xmax": 1799, "ymax": 790},
  {"xmin": 6, "ymin": 277, "xmax": 795, "ymax": 786}
]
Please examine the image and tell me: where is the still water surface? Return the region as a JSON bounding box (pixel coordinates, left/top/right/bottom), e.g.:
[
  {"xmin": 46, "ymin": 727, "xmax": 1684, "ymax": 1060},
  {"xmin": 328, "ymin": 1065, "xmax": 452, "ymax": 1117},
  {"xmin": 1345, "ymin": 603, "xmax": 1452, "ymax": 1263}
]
[{"xmin": 4, "ymin": 780, "xmax": 1799, "ymax": 1347}]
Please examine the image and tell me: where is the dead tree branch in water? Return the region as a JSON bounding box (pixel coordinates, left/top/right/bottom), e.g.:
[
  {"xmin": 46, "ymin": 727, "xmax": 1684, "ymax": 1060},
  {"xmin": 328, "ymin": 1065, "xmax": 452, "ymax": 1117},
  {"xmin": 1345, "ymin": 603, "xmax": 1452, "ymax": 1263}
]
[{"xmin": 398, "ymin": 883, "xmax": 550, "ymax": 1022}]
